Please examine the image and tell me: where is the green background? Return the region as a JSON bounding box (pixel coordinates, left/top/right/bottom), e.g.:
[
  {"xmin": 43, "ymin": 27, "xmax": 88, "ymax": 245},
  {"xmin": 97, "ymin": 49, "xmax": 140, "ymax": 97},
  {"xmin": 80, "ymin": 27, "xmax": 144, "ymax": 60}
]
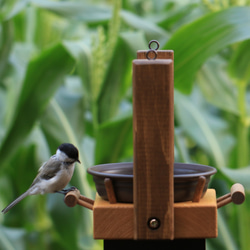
[{"xmin": 0, "ymin": 0, "xmax": 250, "ymax": 249}]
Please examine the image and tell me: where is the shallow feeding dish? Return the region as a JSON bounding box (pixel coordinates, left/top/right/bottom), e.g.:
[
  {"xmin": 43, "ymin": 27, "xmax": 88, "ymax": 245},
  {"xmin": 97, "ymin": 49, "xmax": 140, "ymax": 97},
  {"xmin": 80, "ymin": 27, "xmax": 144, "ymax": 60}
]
[{"xmin": 87, "ymin": 162, "xmax": 216, "ymax": 203}]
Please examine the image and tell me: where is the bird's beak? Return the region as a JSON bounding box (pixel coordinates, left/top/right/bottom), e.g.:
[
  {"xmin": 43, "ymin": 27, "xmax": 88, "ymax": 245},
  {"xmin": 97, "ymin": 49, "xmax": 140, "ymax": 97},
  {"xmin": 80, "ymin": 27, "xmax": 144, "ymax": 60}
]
[{"xmin": 77, "ymin": 159, "xmax": 81, "ymax": 164}]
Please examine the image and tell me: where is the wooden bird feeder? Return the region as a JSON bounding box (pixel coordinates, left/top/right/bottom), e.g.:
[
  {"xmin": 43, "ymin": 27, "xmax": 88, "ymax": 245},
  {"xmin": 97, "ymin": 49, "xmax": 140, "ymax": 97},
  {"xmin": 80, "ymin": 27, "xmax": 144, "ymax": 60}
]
[{"xmin": 64, "ymin": 41, "xmax": 245, "ymax": 249}]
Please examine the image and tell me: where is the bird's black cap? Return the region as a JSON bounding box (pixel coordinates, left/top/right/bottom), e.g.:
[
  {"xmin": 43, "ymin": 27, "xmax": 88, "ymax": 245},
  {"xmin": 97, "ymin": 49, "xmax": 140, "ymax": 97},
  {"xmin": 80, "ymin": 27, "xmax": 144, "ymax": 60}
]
[{"xmin": 58, "ymin": 143, "xmax": 80, "ymax": 163}]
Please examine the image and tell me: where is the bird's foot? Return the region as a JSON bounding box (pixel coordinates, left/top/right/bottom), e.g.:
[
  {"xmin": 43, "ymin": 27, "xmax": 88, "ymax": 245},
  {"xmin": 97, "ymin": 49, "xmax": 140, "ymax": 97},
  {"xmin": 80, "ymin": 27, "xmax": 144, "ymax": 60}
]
[{"xmin": 56, "ymin": 186, "xmax": 77, "ymax": 195}]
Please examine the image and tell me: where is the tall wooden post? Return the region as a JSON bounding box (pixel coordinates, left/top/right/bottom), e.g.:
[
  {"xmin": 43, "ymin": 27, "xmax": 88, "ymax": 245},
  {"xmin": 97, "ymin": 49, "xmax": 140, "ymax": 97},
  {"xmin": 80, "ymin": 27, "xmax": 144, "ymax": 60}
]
[
  {"xmin": 133, "ymin": 56, "xmax": 174, "ymax": 239},
  {"xmin": 93, "ymin": 47, "xmax": 214, "ymax": 249}
]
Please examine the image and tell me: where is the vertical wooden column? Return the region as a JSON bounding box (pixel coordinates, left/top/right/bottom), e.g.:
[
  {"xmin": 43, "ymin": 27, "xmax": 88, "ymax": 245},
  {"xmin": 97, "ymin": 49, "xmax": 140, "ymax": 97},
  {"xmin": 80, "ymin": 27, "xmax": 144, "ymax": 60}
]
[{"xmin": 133, "ymin": 57, "xmax": 174, "ymax": 239}]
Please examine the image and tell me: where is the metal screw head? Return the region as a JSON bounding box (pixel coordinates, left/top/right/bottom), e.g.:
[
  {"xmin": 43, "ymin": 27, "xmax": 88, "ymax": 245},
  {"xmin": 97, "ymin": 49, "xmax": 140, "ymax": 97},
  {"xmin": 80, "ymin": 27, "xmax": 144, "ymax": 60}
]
[{"xmin": 148, "ymin": 218, "xmax": 160, "ymax": 230}]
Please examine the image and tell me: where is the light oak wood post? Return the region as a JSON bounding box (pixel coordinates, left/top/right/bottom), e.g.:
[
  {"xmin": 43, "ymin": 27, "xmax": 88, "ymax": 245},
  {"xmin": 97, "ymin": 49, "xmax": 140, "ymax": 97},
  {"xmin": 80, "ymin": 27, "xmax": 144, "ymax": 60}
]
[{"xmin": 133, "ymin": 58, "xmax": 174, "ymax": 239}]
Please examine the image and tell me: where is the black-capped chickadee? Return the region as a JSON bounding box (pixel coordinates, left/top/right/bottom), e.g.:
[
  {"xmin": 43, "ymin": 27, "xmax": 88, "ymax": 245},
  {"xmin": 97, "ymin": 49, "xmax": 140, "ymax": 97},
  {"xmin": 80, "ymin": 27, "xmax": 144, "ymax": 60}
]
[{"xmin": 2, "ymin": 143, "xmax": 80, "ymax": 214}]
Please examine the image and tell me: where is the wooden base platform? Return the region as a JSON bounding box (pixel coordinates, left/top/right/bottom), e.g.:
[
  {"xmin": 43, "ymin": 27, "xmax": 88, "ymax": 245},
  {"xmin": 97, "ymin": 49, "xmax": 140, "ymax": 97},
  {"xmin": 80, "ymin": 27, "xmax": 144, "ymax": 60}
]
[{"xmin": 93, "ymin": 189, "xmax": 217, "ymax": 239}]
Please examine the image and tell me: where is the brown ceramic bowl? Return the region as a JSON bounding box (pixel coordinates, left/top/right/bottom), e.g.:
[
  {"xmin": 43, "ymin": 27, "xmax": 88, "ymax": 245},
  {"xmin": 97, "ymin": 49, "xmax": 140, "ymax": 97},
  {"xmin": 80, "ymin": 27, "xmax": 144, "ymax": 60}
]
[{"xmin": 87, "ymin": 162, "xmax": 216, "ymax": 203}]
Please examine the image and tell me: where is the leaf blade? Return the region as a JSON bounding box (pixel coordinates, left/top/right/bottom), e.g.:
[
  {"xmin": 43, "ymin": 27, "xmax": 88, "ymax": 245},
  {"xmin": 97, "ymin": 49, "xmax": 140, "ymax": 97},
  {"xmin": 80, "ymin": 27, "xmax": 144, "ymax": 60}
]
[
  {"xmin": 165, "ymin": 6, "xmax": 250, "ymax": 93},
  {"xmin": 0, "ymin": 43, "xmax": 74, "ymax": 165}
]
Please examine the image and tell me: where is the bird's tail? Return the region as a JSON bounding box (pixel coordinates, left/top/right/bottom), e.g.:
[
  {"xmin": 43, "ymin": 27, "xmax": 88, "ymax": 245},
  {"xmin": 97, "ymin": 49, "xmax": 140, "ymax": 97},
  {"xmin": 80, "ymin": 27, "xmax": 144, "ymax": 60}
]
[{"xmin": 1, "ymin": 191, "xmax": 30, "ymax": 214}]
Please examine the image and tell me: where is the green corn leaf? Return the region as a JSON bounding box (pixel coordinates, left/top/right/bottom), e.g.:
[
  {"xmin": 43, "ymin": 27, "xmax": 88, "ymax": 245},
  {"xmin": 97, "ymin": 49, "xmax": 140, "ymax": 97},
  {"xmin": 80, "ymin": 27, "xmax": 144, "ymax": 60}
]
[
  {"xmin": 31, "ymin": 0, "xmax": 111, "ymax": 23},
  {"xmin": 0, "ymin": 20, "xmax": 13, "ymax": 79},
  {"xmin": 207, "ymin": 210, "xmax": 238, "ymax": 250},
  {"xmin": 0, "ymin": 43, "xmax": 74, "ymax": 166},
  {"xmin": 96, "ymin": 35, "xmax": 134, "ymax": 123},
  {"xmin": 46, "ymin": 194, "xmax": 80, "ymax": 250},
  {"xmin": 0, "ymin": 0, "xmax": 29, "ymax": 21},
  {"xmin": 174, "ymin": 90, "xmax": 234, "ymax": 168},
  {"xmin": 95, "ymin": 113, "xmax": 133, "ymax": 164},
  {"xmin": 220, "ymin": 166, "xmax": 250, "ymax": 191},
  {"xmin": 196, "ymin": 57, "xmax": 238, "ymax": 114},
  {"xmin": 63, "ymin": 40, "xmax": 92, "ymax": 103},
  {"xmin": 121, "ymin": 10, "xmax": 169, "ymax": 44},
  {"xmin": 165, "ymin": 6, "xmax": 250, "ymax": 93},
  {"xmin": 228, "ymin": 39, "xmax": 250, "ymax": 83},
  {"xmin": 0, "ymin": 226, "xmax": 26, "ymax": 250}
]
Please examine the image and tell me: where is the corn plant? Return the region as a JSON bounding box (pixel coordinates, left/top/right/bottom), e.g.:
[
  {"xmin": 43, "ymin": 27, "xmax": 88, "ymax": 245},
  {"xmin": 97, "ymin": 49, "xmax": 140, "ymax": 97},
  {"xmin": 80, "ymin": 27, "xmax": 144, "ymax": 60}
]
[{"xmin": 0, "ymin": 0, "xmax": 250, "ymax": 249}]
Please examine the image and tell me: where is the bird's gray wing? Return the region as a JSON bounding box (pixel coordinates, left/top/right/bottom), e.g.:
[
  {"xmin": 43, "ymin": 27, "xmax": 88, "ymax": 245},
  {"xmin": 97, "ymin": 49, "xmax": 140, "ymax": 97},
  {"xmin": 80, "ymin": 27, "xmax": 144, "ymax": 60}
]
[{"xmin": 30, "ymin": 158, "xmax": 62, "ymax": 187}]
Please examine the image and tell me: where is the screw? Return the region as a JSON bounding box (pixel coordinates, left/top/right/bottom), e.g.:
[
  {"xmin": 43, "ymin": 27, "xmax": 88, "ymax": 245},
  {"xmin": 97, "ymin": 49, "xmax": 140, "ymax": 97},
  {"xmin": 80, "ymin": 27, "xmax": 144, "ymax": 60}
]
[{"xmin": 148, "ymin": 218, "xmax": 160, "ymax": 230}]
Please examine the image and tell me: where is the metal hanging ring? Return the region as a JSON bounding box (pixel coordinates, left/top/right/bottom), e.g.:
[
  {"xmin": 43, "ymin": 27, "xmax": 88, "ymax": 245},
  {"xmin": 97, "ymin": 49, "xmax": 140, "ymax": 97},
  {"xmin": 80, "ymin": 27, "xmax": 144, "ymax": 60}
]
[
  {"xmin": 148, "ymin": 40, "xmax": 160, "ymax": 50},
  {"xmin": 146, "ymin": 49, "xmax": 157, "ymax": 60}
]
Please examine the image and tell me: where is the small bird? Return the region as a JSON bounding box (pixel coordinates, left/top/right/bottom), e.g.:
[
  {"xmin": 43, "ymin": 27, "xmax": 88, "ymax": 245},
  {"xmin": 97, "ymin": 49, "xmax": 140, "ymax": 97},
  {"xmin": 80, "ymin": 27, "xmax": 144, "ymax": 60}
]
[{"xmin": 2, "ymin": 143, "xmax": 80, "ymax": 214}]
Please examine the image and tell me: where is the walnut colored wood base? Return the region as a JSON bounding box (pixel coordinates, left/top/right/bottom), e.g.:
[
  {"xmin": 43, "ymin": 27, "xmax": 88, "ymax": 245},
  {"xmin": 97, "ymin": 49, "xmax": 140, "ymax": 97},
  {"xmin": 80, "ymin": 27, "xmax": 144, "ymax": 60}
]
[{"xmin": 93, "ymin": 189, "xmax": 217, "ymax": 240}]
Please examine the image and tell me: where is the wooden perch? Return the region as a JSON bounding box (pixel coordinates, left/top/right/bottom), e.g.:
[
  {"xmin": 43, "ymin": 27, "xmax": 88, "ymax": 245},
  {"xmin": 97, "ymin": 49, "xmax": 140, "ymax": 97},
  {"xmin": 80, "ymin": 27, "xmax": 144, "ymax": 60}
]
[
  {"xmin": 104, "ymin": 178, "xmax": 117, "ymax": 204},
  {"xmin": 64, "ymin": 189, "xmax": 94, "ymax": 210},
  {"xmin": 217, "ymin": 183, "xmax": 245, "ymax": 208},
  {"xmin": 192, "ymin": 176, "xmax": 206, "ymax": 202}
]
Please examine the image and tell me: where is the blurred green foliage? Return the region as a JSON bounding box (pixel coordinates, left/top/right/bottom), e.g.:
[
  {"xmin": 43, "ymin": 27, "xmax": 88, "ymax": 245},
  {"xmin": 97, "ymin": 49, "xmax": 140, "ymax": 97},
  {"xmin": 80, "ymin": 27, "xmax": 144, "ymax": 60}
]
[{"xmin": 0, "ymin": 0, "xmax": 250, "ymax": 249}]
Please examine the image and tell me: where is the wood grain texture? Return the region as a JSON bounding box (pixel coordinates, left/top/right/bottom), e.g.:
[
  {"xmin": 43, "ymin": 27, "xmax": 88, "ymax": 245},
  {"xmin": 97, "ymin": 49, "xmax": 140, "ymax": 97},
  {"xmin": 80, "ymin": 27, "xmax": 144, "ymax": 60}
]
[
  {"xmin": 137, "ymin": 50, "xmax": 174, "ymax": 60},
  {"xmin": 133, "ymin": 59, "xmax": 174, "ymax": 239},
  {"xmin": 231, "ymin": 183, "xmax": 245, "ymax": 204},
  {"xmin": 93, "ymin": 194, "xmax": 134, "ymax": 239},
  {"xmin": 64, "ymin": 189, "xmax": 80, "ymax": 207},
  {"xmin": 93, "ymin": 190, "xmax": 217, "ymax": 239},
  {"xmin": 174, "ymin": 189, "xmax": 217, "ymax": 239}
]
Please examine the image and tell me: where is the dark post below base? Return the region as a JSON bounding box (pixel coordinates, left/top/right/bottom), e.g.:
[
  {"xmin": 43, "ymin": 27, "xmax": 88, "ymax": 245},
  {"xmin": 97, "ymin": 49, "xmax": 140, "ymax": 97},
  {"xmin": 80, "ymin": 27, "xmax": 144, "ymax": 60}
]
[{"xmin": 104, "ymin": 239, "xmax": 205, "ymax": 250}]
